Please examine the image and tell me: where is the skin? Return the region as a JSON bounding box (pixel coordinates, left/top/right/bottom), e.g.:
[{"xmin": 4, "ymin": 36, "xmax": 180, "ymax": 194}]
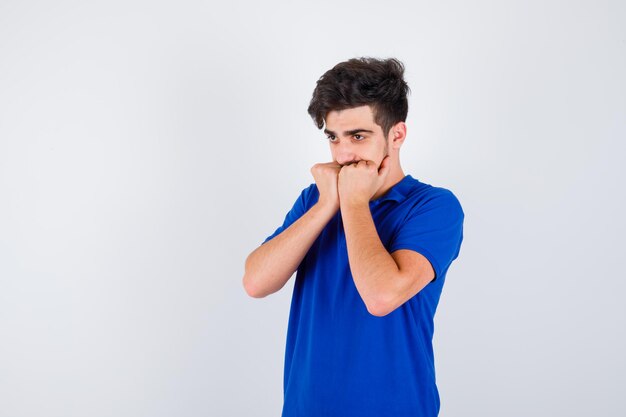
[{"xmin": 243, "ymin": 105, "xmax": 435, "ymax": 316}]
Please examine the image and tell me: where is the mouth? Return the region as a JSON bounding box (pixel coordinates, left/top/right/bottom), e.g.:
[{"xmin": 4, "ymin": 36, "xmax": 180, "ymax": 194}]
[{"xmin": 340, "ymin": 160, "xmax": 361, "ymax": 168}]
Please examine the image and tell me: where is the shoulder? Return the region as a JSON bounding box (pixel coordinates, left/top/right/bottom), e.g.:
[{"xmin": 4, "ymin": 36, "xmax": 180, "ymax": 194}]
[{"xmin": 402, "ymin": 177, "xmax": 464, "ymax": 217}]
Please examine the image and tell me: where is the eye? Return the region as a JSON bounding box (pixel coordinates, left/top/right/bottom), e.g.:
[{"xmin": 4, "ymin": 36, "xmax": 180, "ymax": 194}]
[
  {"xmin": 353, "ymin": 134, "xmax": 364, "ymax": 141},
  {"xmin": 326, "ymin": 135, "xmax": 338, "ymax": 142}
]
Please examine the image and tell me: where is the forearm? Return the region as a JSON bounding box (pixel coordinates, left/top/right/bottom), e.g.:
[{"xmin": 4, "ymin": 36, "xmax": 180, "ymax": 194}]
[
  {"xmin": 243, "ymin": 202, "xmax": 336, "ymax": 298},
  {"xmin": 340, "ymin": 202, "xmax": 400, "ymax": 314}
]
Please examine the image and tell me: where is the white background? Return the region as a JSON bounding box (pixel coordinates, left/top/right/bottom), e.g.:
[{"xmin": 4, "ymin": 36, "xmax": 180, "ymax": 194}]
[{"xmin": 1, "ymin": 0, "xmax": 625, "ymax": 416}]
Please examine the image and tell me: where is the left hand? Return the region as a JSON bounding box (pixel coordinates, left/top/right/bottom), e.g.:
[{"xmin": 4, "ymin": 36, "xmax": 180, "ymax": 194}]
[{"xmin": 338, "ymin": 156, "xmax": 391, "ymax": 207}]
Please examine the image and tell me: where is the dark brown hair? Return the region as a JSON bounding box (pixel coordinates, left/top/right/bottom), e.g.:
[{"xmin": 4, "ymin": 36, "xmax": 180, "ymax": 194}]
[{"xmin": 307, "ymin": 57, "xmax": 410, "ymax": 137}]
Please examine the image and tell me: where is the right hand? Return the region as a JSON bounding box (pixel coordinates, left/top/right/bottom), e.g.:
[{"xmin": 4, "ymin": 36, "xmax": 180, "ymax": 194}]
[{"xmin": 310, "ymin": 162, "xmax": 341, "ymax": 213}]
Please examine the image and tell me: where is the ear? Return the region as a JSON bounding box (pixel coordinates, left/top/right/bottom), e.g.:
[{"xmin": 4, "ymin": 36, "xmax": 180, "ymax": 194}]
[{"xmin": 387, "ymin": 122, "xmax": 407, "ymax": 149}]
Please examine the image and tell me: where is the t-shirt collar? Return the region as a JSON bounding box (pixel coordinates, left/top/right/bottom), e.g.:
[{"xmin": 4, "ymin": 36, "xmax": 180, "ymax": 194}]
[{"xmin": 373, "ymin": 174, "xmax": 415, "ymax": 204}]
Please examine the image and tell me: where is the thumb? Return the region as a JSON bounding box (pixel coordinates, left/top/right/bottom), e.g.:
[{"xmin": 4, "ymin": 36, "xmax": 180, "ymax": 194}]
[{"xmin": 378, "ymin": 156, "xmax": 391, "ymax": 178}]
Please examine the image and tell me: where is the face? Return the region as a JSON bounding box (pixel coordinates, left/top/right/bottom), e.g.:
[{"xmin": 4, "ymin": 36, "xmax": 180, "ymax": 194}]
[{"xmin": 323, "ymin": 105, "xmax": 389, "ymax": 168}]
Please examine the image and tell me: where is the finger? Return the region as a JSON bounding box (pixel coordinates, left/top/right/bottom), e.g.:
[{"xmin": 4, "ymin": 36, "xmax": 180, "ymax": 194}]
[
  {"xmin": 378, "ymin": 156, "xmax": 391, "ymax": 177},
  {"xmin": 378, "ymin": 155, "xmax": 390, "ymax": 170}
]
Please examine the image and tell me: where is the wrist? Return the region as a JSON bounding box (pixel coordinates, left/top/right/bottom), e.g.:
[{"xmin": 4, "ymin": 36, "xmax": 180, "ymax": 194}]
[
  {"xmin": 339, "ymin": 198, "xmax": 370, "ymax": 212},
  {"xmin": 314, "ymin": 198, "xmax": 339, "ymax": 216}
]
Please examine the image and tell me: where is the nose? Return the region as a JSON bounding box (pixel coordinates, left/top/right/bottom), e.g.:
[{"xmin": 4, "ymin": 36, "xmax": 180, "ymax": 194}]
[{"xmin": 334, "ymin": 141, "xmax": 358, "ymax": 166}]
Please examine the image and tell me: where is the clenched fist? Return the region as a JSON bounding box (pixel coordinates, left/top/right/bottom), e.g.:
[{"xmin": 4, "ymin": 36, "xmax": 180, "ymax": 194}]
[
  {"xmin": 338, "ymin": 156, "xmax": 391, "ymax": 207},
  {"xmin": 310, "ymin": 162, "xmax": 342, "ymax": 213}
]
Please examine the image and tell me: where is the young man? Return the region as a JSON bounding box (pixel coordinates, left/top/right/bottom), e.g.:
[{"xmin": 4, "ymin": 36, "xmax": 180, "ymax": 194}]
[{"xmin": 243, "ymin": 57, "xmax": 464, "ymax": 417}]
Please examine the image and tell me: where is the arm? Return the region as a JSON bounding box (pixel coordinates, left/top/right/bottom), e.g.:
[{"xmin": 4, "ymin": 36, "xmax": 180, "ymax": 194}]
[
  {"xmin": 243, "ymin": 162, "xmax": 341, "ymax": 298},
  {"xmin": 243, "ymin": 201, "xmax": 336, "ymax": 298},
  {"xmin": 340, "ymin": 202, "xmax": 435, "ymax": 316},
  {"xmin": 338, "ymin": 158, "xmax": 434, "ymax": 316}
]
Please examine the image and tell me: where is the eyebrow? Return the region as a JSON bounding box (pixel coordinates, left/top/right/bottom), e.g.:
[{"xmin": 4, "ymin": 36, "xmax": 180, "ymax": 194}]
[{"xmin": 323, "ymin": 128, "xmax": 375, "ymax": 136}]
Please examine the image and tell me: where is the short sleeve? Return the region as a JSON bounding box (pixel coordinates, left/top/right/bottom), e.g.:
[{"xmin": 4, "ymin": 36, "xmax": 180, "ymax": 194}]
[
  {"xmin": 262, "ymin": 184, "xmax": 319, "ymax": 244},
  {"xmin": 389, "ymin": 189, "xmax": 464, "ymax": 281}
]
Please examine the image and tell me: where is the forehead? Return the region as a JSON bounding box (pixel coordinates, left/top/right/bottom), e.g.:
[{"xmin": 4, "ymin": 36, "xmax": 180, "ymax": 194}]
[{"xmin": 325, "ymin": 105, "xmax": 379, "ymax": 130}]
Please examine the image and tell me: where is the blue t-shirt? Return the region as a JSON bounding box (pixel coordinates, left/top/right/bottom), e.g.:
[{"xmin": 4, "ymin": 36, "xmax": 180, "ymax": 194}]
[{"xmin": 263, "ymin": 175, "xmax": 464, "ymax": 417}]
